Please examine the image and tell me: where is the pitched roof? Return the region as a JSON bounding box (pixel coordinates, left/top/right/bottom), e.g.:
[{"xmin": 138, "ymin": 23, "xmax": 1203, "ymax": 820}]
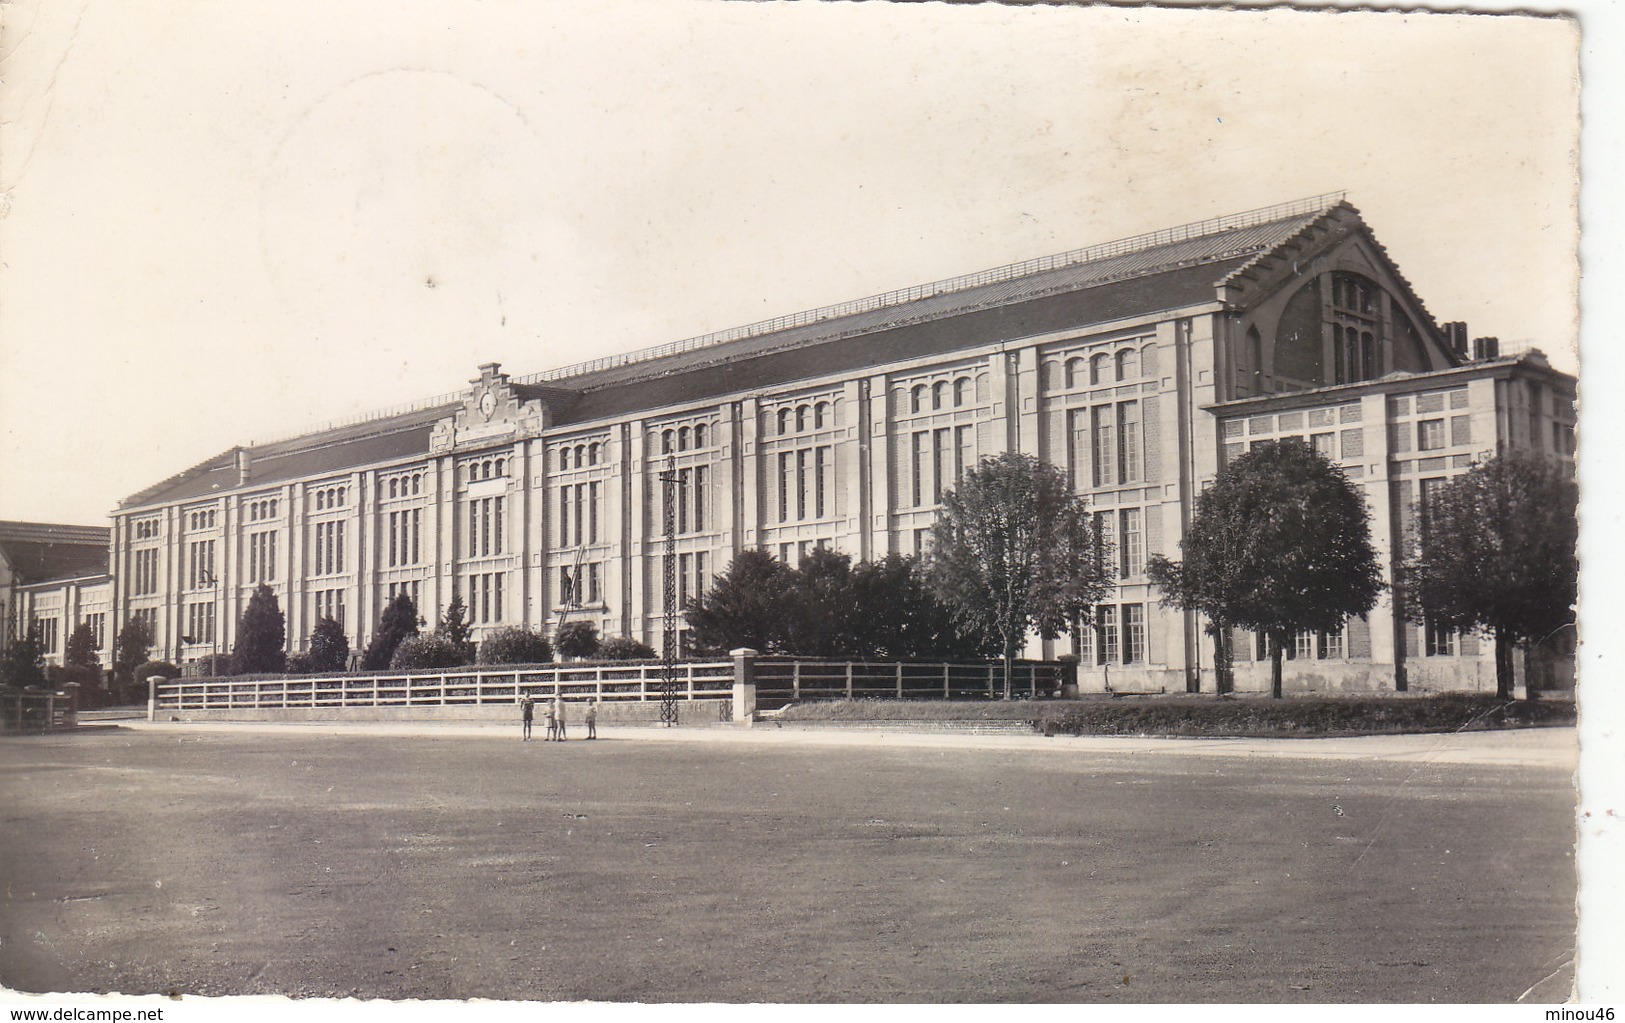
[
  {"xmin": 0, "ymin": 521, "xmax": 111, "ymax": 584},
  {"xmin": 118, "ymin": 194, "xmax": 1351, "ymax": 511}
]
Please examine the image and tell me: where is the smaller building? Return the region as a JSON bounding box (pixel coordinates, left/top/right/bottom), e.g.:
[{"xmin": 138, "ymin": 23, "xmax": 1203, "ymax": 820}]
[{"xmin": 1, "ymin": 521, "xmax": 113, "ymax": 667}]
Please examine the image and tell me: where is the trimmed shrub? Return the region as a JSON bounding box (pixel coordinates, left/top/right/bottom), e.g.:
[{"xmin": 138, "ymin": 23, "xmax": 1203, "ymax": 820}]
[
  {"xmin": 308, "ymin": 616, "xmax": 350, "ymax": 672},
  {"xmin": 134, "ymin": 660, "xmax": 180, "ymax": 681},
  {"xmin": 191, "ymin": 652, "xmax": 234, "ymax": 677},
  {"xmin": 283, "ymin": 653, "xmax": 315, "ymax": 674},
  {"xmin": 477, "ymin": 627, "xmax": 554, "ymax": 666},
  {"xmin": 555, "ymin": 621, "xmax": 600, "ymax": 660},
  {"xmin": 390, "ymin": 635, "xmax": 469, "ymax": 670},
  {"xmin": 597, "ymin": 636, "xmax": 656, "ymax": 661}
]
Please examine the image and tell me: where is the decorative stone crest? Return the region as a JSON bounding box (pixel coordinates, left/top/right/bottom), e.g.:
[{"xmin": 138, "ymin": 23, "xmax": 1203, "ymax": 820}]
[{"xmin": 429, "ymin": 362, "xmax": 547, "ymax": 453}]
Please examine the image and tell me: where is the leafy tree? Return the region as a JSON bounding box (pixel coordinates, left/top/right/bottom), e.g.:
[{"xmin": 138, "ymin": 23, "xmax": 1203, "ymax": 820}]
[
  {"xmin": 389, "ymin": 634, "xmax": 469, "ymax": 670},
  {"xmin": 1402, "ymin": 452, "xmax": 1578, "ymax": 700},
  {"xmin": 850, "ymin": 553, "xmax": 1001, "ymax": 659},
  {"xmin": 193, "ymin": 652, "xmax": 233, "ymax": 677},
  {"xmin": 597, "ymin": 636, "xmax": 656, "ymax": 660},
  {"xmin": 554, "ymin": 620, "xmax": 600, "ymax": 660},
  {"xmin": 133, "ymin": 660, "xmax": 179, "ymax": 681},
  {"xmin": 925, "ymin": 452, "xmax": 1110, "ymax": 698},
  {"xmin": 686, "ymin": 548, "xmax": 795, "ymax": 654},
  {"xmin": 113, "ymin": 616, "xmax": 154, "ymax": 696},
  {"xmin": 1, "ymin": 624, "xmax": 47, "ymax": 690},
  {"xmin": 1148, "ymin": 440, "xmax": 1383, "ymax": 699},
  {"xmin": 284, "ymin": 653, "xmax": 315, "ymax": 674},
  {"xmin": 784, "ymin": 547, "xmax": 860, "ymax": 657},
  {"xmin": 308, "ymin": 616, "xmax": 350, "ymax": 673},
  {"xmin": 477, "ymin": 626, "xmax": 554, "ymax": 665},
  {"xmin": 64, "ymin": 623, "xmax": 101, "ymax": 669},
  {"xmin": 231, "ymin": 584, "xmax": 287, "ymax": 674},
  {"xmin": 362, "ymin": 593, "xmax": 420, "ymax": 670},
  {"xmin": 436, "ymin": 593, "xmax": 474, "ymax": 660}
]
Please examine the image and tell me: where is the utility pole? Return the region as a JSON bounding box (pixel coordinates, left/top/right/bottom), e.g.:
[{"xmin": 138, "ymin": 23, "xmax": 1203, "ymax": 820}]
[{"xmin": 656, "ymin": 456, "xmax": 685, "ymax": 727}]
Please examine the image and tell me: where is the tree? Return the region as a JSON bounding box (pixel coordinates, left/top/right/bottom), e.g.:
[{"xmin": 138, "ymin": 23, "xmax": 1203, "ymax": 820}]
[
  {"xmin": 1148, "ymin": 441, "xmax": 1383, "ymax": 699},
  {"xmin": 784, "ymin": 546, "xmax": 860, "ymax": 657},
  {"xmin": 436, "ymin": 593, "xmax": 474, "ymax": 660},
  {"xmin": 390, "ymin": 634, "xmax": 468, "ymax": 670},
  {"xmin": 597, "ymin": 636, "xmax": 656, "ymax": 660},
  {"xmin": 925, "ymin": 452, "xmax": 1110, "ymax": 698},
  {"xmin": 477, "ymin": 626, "xmax": 554, "ymax": 665},
  {"xmin": 851, "ymin": 553, "xmax": 1001, "ymax": 660},
  {"xmin": 308, "ymin": 616, "xmax": 350, "ymax": 673},
  {"xmin": 64, "ymin": 623, "xmax": 101, "ymax": 669},
  {"xmin": 1403, "ymin": 452, "xmax": 1577, "ymax": 700},
  {"xmin": 362, "ymin": 593, "xmax": 420, "ymax": 670},
  {"xmin": 232, "ymin": 583, "xmax": 286, "ymax": 674},
  {"xmin": 554, "ymin": 620, "xmax": 600, "ymax": 660},
  {"xmin": 1, "ymin": 624, "xmax": 47, "ymax": 690},
  {"xmin": 686, "ymin": 549, "xmax": 796, "ymax": 654},
  {"xmin": 113, "ymin": 616, "xmax": 154, "ymax": 696}
]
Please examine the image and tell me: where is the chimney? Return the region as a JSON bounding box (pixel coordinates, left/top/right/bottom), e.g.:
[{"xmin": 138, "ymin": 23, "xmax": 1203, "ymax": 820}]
[
  {"xmin": 1472, "ymin": 336, "xmax": 1500, "ymax": 361},
  {"xmin": 235, "ymin": 447, "xmax": 252, "ymax": 485},
  {"xmin": 1441, "ymin": 321, "xmax": 1469, "ymax": 359}
]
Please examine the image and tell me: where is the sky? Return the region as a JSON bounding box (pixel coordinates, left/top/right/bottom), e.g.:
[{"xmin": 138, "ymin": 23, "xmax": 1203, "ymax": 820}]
[{"xmin": 0, "ymin": 1, "xmax": 1585, "ymax": 528}]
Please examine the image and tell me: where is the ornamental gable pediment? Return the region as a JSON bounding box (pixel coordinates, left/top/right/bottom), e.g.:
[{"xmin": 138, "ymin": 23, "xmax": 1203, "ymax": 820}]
[{"xmin": 430, "ymin": 363, "xmax": 548, "ymax": 453}]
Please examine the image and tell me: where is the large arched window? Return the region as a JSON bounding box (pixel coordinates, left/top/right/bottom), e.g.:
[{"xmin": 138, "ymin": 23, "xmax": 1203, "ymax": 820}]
[
  {"xmin": 1116, "ymin": 348, "xmax": 1139, "ymax": 381},
  {"xmin": 910, "ymin": 384, "xmax": 927, "ymax": 414},
  {"xmin": 953, "ymin": 378, "xmax": 970, "ymax": 407},
  {"xmin": 1090, "ymin": 353, "xmax": 1110, "ymax": 386}
]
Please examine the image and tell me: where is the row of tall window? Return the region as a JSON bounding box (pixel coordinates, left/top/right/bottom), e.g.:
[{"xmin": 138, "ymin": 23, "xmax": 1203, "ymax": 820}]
[
  {"xmin": 559, "ymin": 563, "xmax": 600, "ymax": 607},
  {"xmin": 659, "ymin": 466, "xmax": 709, "ymax": 535},
  {"xmin": 312, "ymin": 521, "xmax": 347, "ymax": 576},
  {"xmin": 1077, "ymin": 603, "xmax": 1146, "ymax": 665},
  {"xmin": 185, "ymin": 601, "xmax": 216, "ymax": 643},
  {"xmin": 187, "ymin": 509, "xmax": 218, "ymax": 530},
  {"xmin": 909, "ymin": 426, "xmax": 973, "ymax": 508},
  {"xmin": 32, "ymin": 616, "xmax": 59, "ymax": 653},
  {"xmin": 134, "ymin": 519, "xmax": 160, "ymax": 539},
  {"xmin": 132, "ymin": 549, "xmax": 159, "ymax": 595},
  {"xmin": 387, "ymin": 580, "xmax": 421, "ymax": 608},
  {"xmin": 778, "ymin": 446, "xmax": 834, "ymax": 522},
  {"xmin": 187, "ymin": 540, "xmax": 217, "ymax": 589},
  {"xmin": 313, "ymin": 588, "xmax": 346, "ymax": 627},
  {"xmin": 1093, "ymin": 508, "xmax": 1145, "ymax": 579},
  {"xmin": 558, "ymin": 483, "xmax": 600, "ymax": 547},
  {"xmin": 467, "ymin": 572, "xmax": 505, "ymax": 623},
  {"xmin": 665, "ymin": 551, "xmax": 709, "ymax": 612},
  {"xmin": 1069, "ymin": 401, "xmax": 1144, "ymax": 489},
  {"xmin": 85, "ymin": 612, "xmax": 106, "ymax": 648},
  {"xmin": 386, "ymin": 509, "xmax": 422, "ymax": 567},
  {"xmin": 247, "ymin": 531, "xmax": 277, "ymax": 583},
  {"xmin": 467, "ymin": 497, "xmax": 505, "ymax": 558},
  {"xmin": 313, "ymin": 485, "xmax": 348, "ymax": 511}
]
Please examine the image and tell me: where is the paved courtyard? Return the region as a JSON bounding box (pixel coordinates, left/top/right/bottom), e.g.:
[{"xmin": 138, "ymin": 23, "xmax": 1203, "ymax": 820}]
[{"xmin": 0, "ymin": 723, "xmax": 1578, "ymax": 1002}]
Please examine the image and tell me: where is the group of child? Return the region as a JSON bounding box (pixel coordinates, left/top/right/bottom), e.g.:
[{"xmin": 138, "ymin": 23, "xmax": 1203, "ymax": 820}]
[{"xmin": 520, "ymin": 695, "xmax": 598, "ymax": 741}]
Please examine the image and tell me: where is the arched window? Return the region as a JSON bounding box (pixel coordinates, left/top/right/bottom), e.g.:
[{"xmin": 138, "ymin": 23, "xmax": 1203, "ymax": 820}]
[
  {"xmin": 678, "ymin": 426, "xmax": 692, "ymax": 451},
  {"xmin": 693, "ymin": 423, "xmax": 708, "ymax": 448},
  {"xmin": 1117, "ymin": 348, "xmax": 1139, "ymax": 381},
  {"xmin": 588, "ymin": 443, "xmax": 600, "ymax": 465},
  {"xmin": 932, "ymin": 381, "xmax": 947, "ymax": 410},
  {"xmin": 389, "ymin": 479, "xmax": 399, "ymax": 499},
  {"xmin": 911, "ymin": 385, "xmax": 927, "ymax": 414},
  {"xmin": 1065, "ymin": 358, "xmax": 1083, "ymax": 388},
  {"xmin": 1090, "ymin": 353, "xmax": 1109, "ymax": 386},
  {"xmin": 559, "ymin": 447, "xmax": 572, "ymax": 470},
  {"xmin": 1142, "ymin": 343, "xmax": 1159, "ymax": 378},
  {"xmin": 953, "ymin": 378, "xmax": 970, "ymax": 407},
  {"xmin": 575, "ymin": 445, "xmax": 587, "ymax": 466},
  {"xmin": 316, "ymin": 492, "xmax": 326, "ymax": 511},
  {"xmin": 778, "ymin": 408, "xmax": 792, "ymax": 435},
  {"xmin": 814, "ymin": 402, "xmax": 829, "ymax": 428},
  {"xmin": 412, "ymin": 475, "xmax": 421, "ymax": 495},
  {"xmin": 796, "ymin": 406, "xmax": 809, "ymax": 432},
  {"xmin": 496, "ymin": 458, "xmax": 507, "ymax": 477}
]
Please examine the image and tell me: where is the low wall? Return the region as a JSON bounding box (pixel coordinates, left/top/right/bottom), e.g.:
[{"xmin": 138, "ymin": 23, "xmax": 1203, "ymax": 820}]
[{"xmin": 155, "ymin": 699, "xmax": 731, "ymax": 726}]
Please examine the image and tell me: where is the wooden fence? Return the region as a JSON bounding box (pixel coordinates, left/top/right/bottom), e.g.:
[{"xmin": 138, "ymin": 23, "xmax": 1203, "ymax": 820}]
[
  {"xmin": 752, "ymin": 658, "xmax": 1069, "ymax": 708},
  {"xmin": 152, "ymin": 660, "xmax": 735, "ymax": 713}
]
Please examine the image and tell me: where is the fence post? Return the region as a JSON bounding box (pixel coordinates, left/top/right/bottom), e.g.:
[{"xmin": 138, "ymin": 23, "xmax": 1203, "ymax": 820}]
[
  {"xmin": 147, "ymin": 676, "xmax": 160, "ymax": 722},
  {"xmin": 730, "ymin": 648, "xmax": 758, "ymax": 726},
  {"xmin": 943, "ymin": 664, "xmax": 950, "ymax": 699},
  {"xmin": 845, "ymin": 662, "xmax": 853, "ymax": 700},
  {"xmin": 896, "ymin": 663, "xmax": 903, "ymax": 699},
  {"xmin": 793, "ymin": 661, "xmax": 802, "ymax": 700}
]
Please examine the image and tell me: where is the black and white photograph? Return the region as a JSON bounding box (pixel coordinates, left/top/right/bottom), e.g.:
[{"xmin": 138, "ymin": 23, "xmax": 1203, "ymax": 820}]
[{"xmin": 0, "ymin": 0, "xmax": 1615, "ymax": 1013}]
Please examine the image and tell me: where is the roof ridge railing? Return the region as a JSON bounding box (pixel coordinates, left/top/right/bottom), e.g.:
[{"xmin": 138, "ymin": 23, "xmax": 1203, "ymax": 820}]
[
  {"xmin": 228, "ymin": 192, "xmax": 1346, "ymax": 450},
  {"xmin": 515, "ymin": 191, "xmax": 1347, "ymax": 386}
]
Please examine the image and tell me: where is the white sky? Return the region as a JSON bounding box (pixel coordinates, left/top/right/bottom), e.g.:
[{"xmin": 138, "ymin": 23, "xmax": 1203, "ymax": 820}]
[{"xmin": 0, "ymin": 1, "xmax": 1584, "ymax": 527}]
